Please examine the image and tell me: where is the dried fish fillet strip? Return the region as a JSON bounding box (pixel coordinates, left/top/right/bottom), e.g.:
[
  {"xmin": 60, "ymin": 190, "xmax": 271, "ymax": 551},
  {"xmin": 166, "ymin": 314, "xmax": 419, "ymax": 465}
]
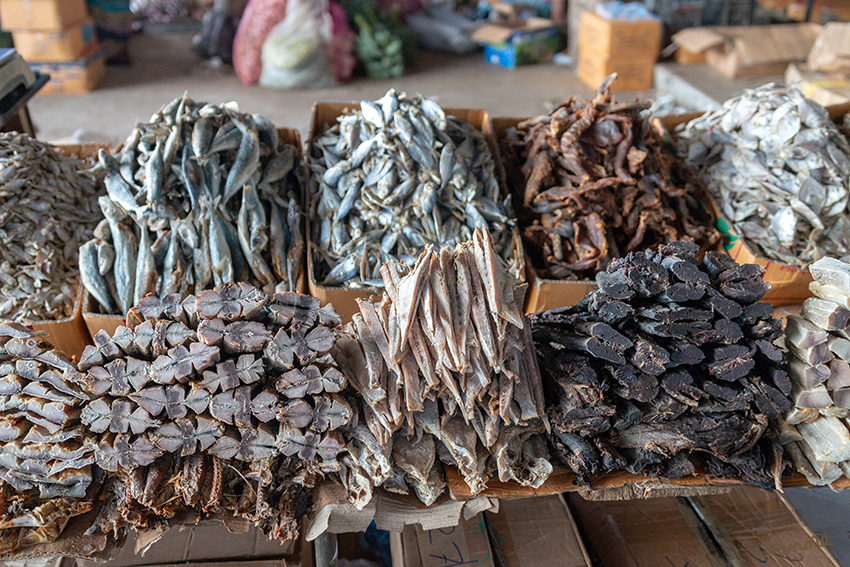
[
  {"xmin": 532, "ymin": 242, "xmax": 792, "ymax": 489},
  {"xmin": 332, "ymin": 228, "xmax": 550, "ymax": 506}
]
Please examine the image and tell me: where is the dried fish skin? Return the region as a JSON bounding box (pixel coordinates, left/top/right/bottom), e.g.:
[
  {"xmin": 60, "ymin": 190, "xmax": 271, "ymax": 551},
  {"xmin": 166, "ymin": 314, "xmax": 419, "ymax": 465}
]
[
  {"xmin": 504, "ymin": 76, "xmax": 720, "ymax": 281},
  {"xmin": 333, "ymin": 228, "xmax": 550, "ymax": 505},
  {"xmin": 80, "ymin": 97, "xmax": 306, "ymax": 316},
  {"xmin": 678, "ymin": 85, "xmax": 850, "ymax": 268},
  {"xmin": 308, "ymin": 89, "xmax": 522, "ymax": 290},
  {"xmin": 76, "ymin": 282, "xmax": 351, "ymax": 543},
  {"xmin": 533, "ymin": 243, "xmax": 790, "ymax": 488}
]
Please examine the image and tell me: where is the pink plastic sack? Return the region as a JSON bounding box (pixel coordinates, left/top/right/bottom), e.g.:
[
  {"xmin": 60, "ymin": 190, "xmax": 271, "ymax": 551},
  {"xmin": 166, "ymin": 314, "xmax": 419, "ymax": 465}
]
[
  {"xmin": 325, "ymin": 1, "xmax": 355, "ymax": 82},
  {"xmin": 233, "ymin": 0, "xmax": 288, "ymax": 85}
]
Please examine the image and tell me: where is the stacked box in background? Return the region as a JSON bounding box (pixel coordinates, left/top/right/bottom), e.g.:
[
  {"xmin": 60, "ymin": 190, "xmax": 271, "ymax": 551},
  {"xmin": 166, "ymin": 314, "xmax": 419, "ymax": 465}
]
[
  {"xmin": 0, "ymin": 0, "xmax": 105, "ymax": 94},
  {"xmin": 576, "ymin": 10, "xmax": 661, "ymax": 90}
]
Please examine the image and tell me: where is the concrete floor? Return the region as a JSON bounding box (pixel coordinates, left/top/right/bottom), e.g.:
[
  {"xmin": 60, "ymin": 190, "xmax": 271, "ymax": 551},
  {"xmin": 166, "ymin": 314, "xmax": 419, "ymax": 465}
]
[{"xmin": 28, "ymin": 31, "xmax": 653, "ymax": 143}]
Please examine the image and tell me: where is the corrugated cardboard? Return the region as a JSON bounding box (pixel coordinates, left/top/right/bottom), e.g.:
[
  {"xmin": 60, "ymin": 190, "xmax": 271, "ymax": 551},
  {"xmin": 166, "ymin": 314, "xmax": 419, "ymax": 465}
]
[
  {"xmin": 672, "ymin": 24, "xmax": 820, "ymax": 79},
  {"xmin": 484, "ymin": 495, "xmax": 591, "ymax": 567},
  {"xmin": 567, "ymin": 493, "xmax": 728, "ymax": 567},
  {"xmin": 576, "ymin": 11, "xmax": 661, "ymax": 91},
  {"xmin": 82, "ymin": 129, "xmax": 306, "ymax": 340},
  {"xmin": 13, "ymin": 18, "xmax": 97, "ymax": 63},
  {"xmin": 786, "ymin": 63, "xmax": 850, "ymax": 107},
  {"xmin": 391, "ymin": 513, "xmax": 494, "ymax": 567},
  {"xmin": 29, "ymin": 49, "xmax": 105, "ymax": 95},
  {"xmin": 808, "ymin": 22, "xmax": 850, "ymax": 74},
  {"xmin": 688, "ymin": 488, "xmax": 841, "ymax": 566},
  {"xmin": 307, "ymin": 103, "xmax": 525, "ymax": 323},
  {"xmin": 0, "ymin": 0, "xmax": 89, "ymax": 31}
]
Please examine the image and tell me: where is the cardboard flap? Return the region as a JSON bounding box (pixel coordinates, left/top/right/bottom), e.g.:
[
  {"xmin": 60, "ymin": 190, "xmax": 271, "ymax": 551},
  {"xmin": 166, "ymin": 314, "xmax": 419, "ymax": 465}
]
[
  {"xmin": 729, "ymin": 24, "xmax": 818, "ymax": 65},
  {"xmin": 819, "ymin": 23, "xmax": 850, "ymax": 57},
  {"xmin": 672, "ymin": 27, "xmax": 727, "ymax": 54},
  {"xmin": 472, "ymin": 18, "xmax": 554, "ymax": 43}
]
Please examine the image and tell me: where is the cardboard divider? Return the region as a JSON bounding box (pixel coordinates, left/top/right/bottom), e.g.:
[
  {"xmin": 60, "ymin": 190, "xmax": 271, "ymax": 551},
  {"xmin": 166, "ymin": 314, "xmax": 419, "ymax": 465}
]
[
  {"xmin": 653, "ymin": 103, "xmax": 850, "ymax": 305},
  {"xmin": 82, "ymin": 129, "xmax": 307, "ymax": 339},
  {"xmin": 306, "ymin": 102, "xmax": 526, "ymax": 323}
]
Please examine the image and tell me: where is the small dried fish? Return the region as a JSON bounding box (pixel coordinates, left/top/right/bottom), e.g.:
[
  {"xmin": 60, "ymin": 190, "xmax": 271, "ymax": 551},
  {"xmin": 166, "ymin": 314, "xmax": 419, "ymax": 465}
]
[
  {"xmin": 80, "ymin": 96, "xmax": 305, "ymax": 316},
  {"xmin": 677, "ymin": 84, "xmax": 850, "ymax": 268},
  {"xmin": 309, "ymin": 89, "xmax": 521, "ymax": 289},
  {"xmin": 0, "ymin": 133, "xmax": 102, "ymax": 322}
]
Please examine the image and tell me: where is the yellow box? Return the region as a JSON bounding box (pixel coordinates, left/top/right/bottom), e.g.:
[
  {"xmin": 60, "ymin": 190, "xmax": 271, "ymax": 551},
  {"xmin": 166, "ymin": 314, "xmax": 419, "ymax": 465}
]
[
  {"xmin": 578, "ymin": 10, "xmax": 662, "ymax": 61},
  {"xmin": 577, "ymin": 49, "xmax": 656, "ymax": 91},
  {"xmin": 13, "ymin": 18, "xmax": 97, "ymax": 63},
  {"xmin": 29, "ymin": 50, "xmax": 105, "ymax": 95},
  {"xmin": 0, "ymin": 0, "xmax": 89, "ymax": 31}
]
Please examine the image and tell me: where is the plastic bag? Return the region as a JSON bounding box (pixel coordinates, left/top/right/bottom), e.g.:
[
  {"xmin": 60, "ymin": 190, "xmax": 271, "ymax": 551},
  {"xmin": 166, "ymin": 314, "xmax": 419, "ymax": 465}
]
[
  {"xmin": 259, "ymin": 0, "xmax": 336, "ymax": 89},
  {"xmin": 233, "ymin": 0, "xmax": 288, "ymax": 85}
]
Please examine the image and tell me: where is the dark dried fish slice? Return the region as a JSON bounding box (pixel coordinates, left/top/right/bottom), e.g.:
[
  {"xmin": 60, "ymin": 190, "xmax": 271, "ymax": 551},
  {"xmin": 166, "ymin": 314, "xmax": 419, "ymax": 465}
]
[
  {"xmin": 0, "ymin": 417, "xmax": 30, "ymax": 442},
  {"xmin": 184, "ymin": 383, "xmax": 212, "ymax": 413},
  {"xmin": 250, "ymin": 389, "xmax": 279, "ymax": 422},
  {"xmin": 265, "ymin": 328, "xmax": 296, "ymax": 371},
  {"xmin": 127, "ymin": 406, "xmax": 159, "ymax": 435},
  {"xmin": 266, "ymin": 292, "xmax": 320, "ymax": 328},
  {"xmin": 164, "ymin": 384, "xmax": 187, "ymax": 419},
  {"xmin": 279, "ymin": 399, "xmax": 313, "ymax": 428},
  {"xmin": 202, "ymin": 360, "xmax": 240, "ymax": 393},
  {"xmin": 105, "ymin": 358, "xmax": 130, "ymax": 395},
  {"xmin": 209, "ymin": 386, "xmax": 251, "ymax": 426},
  {"xmin": 276, "ymin": 366, "xmax": 323, "ymax": 398},
  {"xmin": 196, "ymin": 282, "xmax": 266, "ymax": 320},
  {"xmin": 276, "ymin": 423, "xmax": 320, "ymax": 460},
  {"xmin": 197, "ymin": 318, "xmax": 225, "ymax": 346},
  {"xmin": 222, "ymin": 321, "xmax": 271, "ymax": 353},
  {"xmin": 235, "ymin": 354, "xmax": 263, "ymax": 385},
  {"xmin": 129, "ymin": 385, "xmax": 167, "ymax": 416},
  {"xmin": 80, "ymin": 398, "xmax": 112, "ymax": 432}
]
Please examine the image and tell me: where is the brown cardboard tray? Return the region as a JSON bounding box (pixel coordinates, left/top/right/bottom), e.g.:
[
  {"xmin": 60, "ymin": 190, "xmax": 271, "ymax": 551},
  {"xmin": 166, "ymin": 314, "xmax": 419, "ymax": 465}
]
[
  {"xmin": 653, "ymin": 102, "xmax": 850, "ymax": 305},
  {"xmin": 306, "ymin": 102, "xmax": 526, "ymax": 323},
  {"xmin": 82, "ymin": 128, "xmax": 307, "ymax": 339}
]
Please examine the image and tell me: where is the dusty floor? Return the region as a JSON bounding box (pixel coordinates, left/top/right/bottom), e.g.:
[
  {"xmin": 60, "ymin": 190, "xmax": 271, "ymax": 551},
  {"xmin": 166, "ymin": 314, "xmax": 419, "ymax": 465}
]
[{"xmin": 28, "ymin": 31, "xmax": 652, "ymax": 143}]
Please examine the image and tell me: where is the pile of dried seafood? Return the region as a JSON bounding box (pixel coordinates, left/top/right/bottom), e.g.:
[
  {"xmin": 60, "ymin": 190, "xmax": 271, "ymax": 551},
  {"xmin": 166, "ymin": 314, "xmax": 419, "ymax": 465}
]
[
  {"xmin": 0, "ymin": 324, "xmax": 94, "ymax": 552},
  {"xmin": 677, "ymin": 84, "xmax": 850, "ymax": 268},
  {"xmin": 332, "ymin": 228, "xmax": 550, "ymax": 507},
  {"xmin": 503, "ymin": 76, "xmax": 720, "ymax": 280},
  {"xmin": 0, "ymin": 133, "xmax": 102, "ymax": 322},
  {"xmin": 77, "ymin": 283, "xmax": 348, "ymax": 541},
  {"xmin": 532, "ymin": 241, "xmax": 792, "ymax": 489},
  {"xmin": 782, "ymin": 258, "xmax": 850, "ymax": 485},
  {"xmin": 80, "ymin": 96, "xmax": 305, "ymax": 316},
  {"xmin": 308, "ymin": 89, "xmax": 520, "ymax": 289}
]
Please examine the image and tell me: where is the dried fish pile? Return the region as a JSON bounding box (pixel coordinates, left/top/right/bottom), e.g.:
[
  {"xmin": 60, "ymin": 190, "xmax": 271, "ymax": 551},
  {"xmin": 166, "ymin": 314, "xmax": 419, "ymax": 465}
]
[
  {"xmin": 309, "ymin": 89, "xmax": 520, "ymax": 288},
  {"xmin": 505, "ymin": 76, "xmax": 720, "ymax": 280},
  {"xmin": 332, "ymin": 228, "xmax": 550, "ymax": 508},
  {"xmin": 781, "ymin": 258, "xmax": 850, "ymax": 485},
  {"xmin": 0, "ymin": 323, "xmax": 94, "ymax": 552},
  {"xmin": 532, "ymin": 241, "xmax": 792, "ymax": 489},
  {"xmin": 80, "ymin": 96, "xmax": 305, "ymax": 317},
  {"xmin": 77, "ymin": 283, "xmax": 349, "ymax": 541},
  {"xmin": 0, "ymin": 133, "xmax": 102, "ymax": 322},
  {"xmin": 677, "ymin": 84, "xmax": 850, "ymax": 268}
]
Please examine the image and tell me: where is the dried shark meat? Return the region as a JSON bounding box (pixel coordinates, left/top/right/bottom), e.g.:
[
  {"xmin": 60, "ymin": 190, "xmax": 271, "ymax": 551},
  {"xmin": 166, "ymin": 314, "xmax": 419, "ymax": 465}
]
[
  {"xmin": 677, "ymin": 84, "xmax": 850, "ymax": 268},
  {"xmin": 0, "ymin": 133, "xmax": 102, "ymax": 322},
  {"xmin": 531, "ymin": 241, "xmax": 792, "ymax": 489},
  {"xmin": 503, "ymin": 75, "xmax": 720, "ymax": 280},
  {"xmin": 332, "ymin": 227, "xmax": 550, "ymax": 507},
  {"xmin": 782, "ymin": 257, "xmax": 850, "ymax": 485},
  {"xmin": 80, "ymin": 96, "xmax": 305, "ymax": 317},
  {"xmin": 0, "ymin": 323, "xmax": 94, "ymax": 552},
  {"xmin": 77, "ymin": 283, "xmax": 349, "ymax": 541},
  {"xmin": 308, "ymin": 89, "xmax": 522, "ymax": 289}
]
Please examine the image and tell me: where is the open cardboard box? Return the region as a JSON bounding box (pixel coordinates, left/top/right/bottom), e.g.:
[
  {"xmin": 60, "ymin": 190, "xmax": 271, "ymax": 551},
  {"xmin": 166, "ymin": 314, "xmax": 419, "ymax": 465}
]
[
  {"xmin": 306, "ymin": 102, "xmax": 526, "ymax": 323},
  {"xmin": 653, "ymin": 102, "xmax": 850, "ymax": 305},
  {"xmin": 81, "ymin": 129, "xmax": 307, "ymax": 340}
]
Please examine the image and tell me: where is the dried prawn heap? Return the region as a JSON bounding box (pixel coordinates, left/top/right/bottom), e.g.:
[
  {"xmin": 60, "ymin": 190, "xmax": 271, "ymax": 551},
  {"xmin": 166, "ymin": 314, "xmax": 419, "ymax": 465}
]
[
  {"xmin": 781, "ymin": 258, "xmax": 850, "ymax": 485},
  {"xmin": 0, "ymin": 324, "xmax": 95, "ymax": 552},
  {"xmin": 309, "ymin": 89, "xmax": 520, "ymax": 289},
  {"xmin": 678, "ymin": 84, "xmax": 850, "ymax": 268},
  {"xmin": 80, "ymin": 96, "xmax": 305, "ymax": 317},
  {"xmin": 505, "ymin": 76, "xmax": 720, "ymax": 280},
  {"xmin": 532, "ymin": 242, "xmax": 792, "ymax": 489},
  {"xmin": 333, "ymin": 228, "xmax": 550, "ymax": 507},
  {"xmin": 77, "ymin": 283, "xmax": 349, "ymax": 541},
  {"xmin": 0, "ymin": 133, "xmax": 102, "ymax": 321}
]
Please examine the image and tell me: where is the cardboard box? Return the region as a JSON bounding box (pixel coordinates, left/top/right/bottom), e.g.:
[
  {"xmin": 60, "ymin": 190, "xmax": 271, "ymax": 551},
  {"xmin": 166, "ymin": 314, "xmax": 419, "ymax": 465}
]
[
  {"xmin": 576, "ymin": 10, "xmax": 661, "ymax": 91},
  {"xmin": 472, "ymin": 18, "xmax": 558, "ymax": 68},
  {"xmin": 808, "ymin": 22, "xmax": 850, "ymax": 74},
  {"xmin": 82, "ymin": 129, "xmax": 307, "ymax": 340},
  {"xmin": 75, "ymin": 522, "xmax": 309, "ymax": 567},
  {"xmin": 786, "ymin": 62, "xmax": 850, "ymax": 107},
  {"xmin": 0, "ymin": 0, "xmax": 89, "ymax": 31},
  {"xmin": 672, "ymin": 24, "xmax": 820, "ymax": 79},
  {"xmin": 13, "ymin": 18, "xmax": 97, "ymax": 63},
  {"xmin": 675, "ymin": 46, "xmax": 707, "ymax": 64},
  {"xmin": 29, "ymin": 49, "xmax": 105, "ymax": 95},
  {"xmin": 307, "ymin": 103, "xmax": 525, "ymax": 323},
  {"xmin": 484, "ymin": 495, "xmax": 591, "ymax": 567},
  {"xmin": 391, "ymin": 513, "xmax": 494, "ymax": 567}
]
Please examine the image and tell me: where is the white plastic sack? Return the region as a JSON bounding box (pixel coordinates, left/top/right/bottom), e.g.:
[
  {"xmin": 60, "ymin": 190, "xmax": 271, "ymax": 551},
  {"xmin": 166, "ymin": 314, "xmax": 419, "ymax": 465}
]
[{"xmin": 259, "ymin": 0, "xmax": 337, "ymax": 89}]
